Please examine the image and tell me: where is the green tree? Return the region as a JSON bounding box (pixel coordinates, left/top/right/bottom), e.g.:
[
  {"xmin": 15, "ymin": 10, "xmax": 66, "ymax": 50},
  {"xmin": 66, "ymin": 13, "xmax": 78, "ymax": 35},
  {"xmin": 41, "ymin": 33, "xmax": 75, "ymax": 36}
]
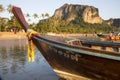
[
  {"xmin": 45, "ymin": 13, "xmax": 49, "ymax": 18},
  {"xmin": 33, "ymin": 13, "xmax": 38, "ymax": 19},
  {"xmin": 7, "ymin": 4, "xmax": 13, "ymax": 15},
  {"xmin": 0, "ymin": 4, "xmax": 4, "ymax": 14},
  {"xmin": 0, "ymin": 4, "xmax": 5, "ymax": 31},
  {"xmin": 41, "ymin": 13, "xmax": 45, "ymax": 19},
  {"xmin": 25, "ymin": 13, "xmax": 31, "ymax": 23},
  {"xmin": 26, "ymin": 13, "xmax": 30, "ymax": 17},
  {"xmin": 7, "ymin": 16, "xmax": 22, "ymax": 31}
]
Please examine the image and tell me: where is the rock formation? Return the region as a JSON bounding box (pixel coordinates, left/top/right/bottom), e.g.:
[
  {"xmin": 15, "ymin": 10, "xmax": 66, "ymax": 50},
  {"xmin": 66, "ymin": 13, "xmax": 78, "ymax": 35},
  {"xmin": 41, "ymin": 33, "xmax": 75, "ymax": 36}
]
[
  {"xmin": 53, "ymin": 4, "xmax": 103, "ymax": 24},
  {"xmin": 106, "ymin": 18, "xmax": 120, "ymax": 27}
]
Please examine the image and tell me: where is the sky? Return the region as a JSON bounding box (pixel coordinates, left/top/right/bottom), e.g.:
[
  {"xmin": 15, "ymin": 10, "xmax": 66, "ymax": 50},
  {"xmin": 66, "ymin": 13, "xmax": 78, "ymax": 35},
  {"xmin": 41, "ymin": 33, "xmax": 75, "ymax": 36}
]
[{"xmin": 0, "ymin": 0, "xmax": 120, "ymax": 23}]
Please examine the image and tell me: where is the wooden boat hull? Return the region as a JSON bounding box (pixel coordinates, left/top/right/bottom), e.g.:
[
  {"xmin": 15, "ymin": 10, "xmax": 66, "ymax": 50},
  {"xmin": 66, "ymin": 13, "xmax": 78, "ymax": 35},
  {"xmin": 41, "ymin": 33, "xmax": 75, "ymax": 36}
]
[
  {"xmin": 32, "ymin": 36, "xmax": 120, "ymax": 80},
  {"xmin": 12, "ymin": 6, "xmax": 120, "ymax": 80}
]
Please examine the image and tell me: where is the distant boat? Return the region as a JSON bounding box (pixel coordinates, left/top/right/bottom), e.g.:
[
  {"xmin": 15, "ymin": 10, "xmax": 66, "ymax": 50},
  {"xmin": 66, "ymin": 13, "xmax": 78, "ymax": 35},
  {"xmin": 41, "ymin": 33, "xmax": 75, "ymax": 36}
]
[
  {"xmin": 97, "ymin": 33, "xmax": 109, "ymax": 38},
  {"xmin": 12, "ymin": 6, "xmax": 120, "ymax": 80},
  {"xmin": 97, "ymin": 32, "xmax": 120, "ymax": 41}
]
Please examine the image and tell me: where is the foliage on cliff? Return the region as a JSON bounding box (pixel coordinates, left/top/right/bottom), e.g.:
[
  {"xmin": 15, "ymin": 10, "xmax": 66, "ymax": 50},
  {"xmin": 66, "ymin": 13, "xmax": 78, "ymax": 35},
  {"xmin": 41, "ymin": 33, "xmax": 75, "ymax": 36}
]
[{"xmin": 36, "ymin": 17, "xmax": 113, "ymax": 34}]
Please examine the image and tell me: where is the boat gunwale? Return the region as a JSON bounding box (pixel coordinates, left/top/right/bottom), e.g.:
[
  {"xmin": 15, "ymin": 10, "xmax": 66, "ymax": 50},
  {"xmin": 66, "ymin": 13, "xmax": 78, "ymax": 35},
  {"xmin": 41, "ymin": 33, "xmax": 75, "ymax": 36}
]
[
  {"xmin": 81, "ymin": 40, "xmax": 120, "ymax": 47},
  {"xmin": 33, "ymin": 35, "xmax": 120, "ymax": 61}
]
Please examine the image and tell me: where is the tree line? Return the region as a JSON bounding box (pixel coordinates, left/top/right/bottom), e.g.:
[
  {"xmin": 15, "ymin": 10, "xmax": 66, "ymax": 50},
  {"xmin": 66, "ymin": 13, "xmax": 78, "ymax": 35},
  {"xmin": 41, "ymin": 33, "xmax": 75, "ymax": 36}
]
[
  {"xmin": 35, "ymin": 17, "xmax": 115, "ymax": 34},
  {"xmin": 0, "ymin": 4, "xmax": 49, "ymax": 32},
  {"xmin": 0, "ymin": 4, "xmax": 118, "ymax": 34}
]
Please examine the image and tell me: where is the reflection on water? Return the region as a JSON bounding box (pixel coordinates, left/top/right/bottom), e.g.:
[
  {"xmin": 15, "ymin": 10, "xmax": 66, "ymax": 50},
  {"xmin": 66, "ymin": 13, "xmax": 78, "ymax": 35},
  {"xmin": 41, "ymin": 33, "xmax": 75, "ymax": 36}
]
[{"xmin": 0, "ymin": 39, "xmax": 58, "ymax": 80}]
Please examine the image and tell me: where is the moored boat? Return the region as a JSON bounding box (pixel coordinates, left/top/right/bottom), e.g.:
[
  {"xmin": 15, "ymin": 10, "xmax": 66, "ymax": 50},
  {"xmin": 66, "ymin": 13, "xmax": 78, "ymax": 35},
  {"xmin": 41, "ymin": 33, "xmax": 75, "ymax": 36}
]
[
  {"xmin": 12, "ymin": 6, "xmax": 120, "ymax": 80},
  {"xmin": 97, "ymin": 32, "xmax": 120, "ymax": 41}
]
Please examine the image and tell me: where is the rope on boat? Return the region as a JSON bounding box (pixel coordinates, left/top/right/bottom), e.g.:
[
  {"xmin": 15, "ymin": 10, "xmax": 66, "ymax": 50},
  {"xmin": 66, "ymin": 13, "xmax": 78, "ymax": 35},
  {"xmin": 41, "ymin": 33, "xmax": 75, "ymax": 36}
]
[{"xmin": 27, "ymin": 29, "xmax": 38, "ymax": 62}]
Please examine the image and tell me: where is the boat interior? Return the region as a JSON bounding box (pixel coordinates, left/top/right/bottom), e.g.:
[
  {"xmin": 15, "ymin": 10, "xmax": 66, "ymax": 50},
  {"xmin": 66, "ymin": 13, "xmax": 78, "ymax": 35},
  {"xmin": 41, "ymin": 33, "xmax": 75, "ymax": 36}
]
[{"xmin": 39, "ymin": 34, "xmax": 120, "ymax": 54}]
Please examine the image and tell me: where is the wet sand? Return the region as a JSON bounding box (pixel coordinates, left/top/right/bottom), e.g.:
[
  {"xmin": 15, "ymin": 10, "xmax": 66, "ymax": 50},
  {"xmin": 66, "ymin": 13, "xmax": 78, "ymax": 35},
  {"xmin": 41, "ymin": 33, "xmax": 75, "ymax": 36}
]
[{"xmin": 0, "ymin": 32, "xmax": 98, "ymax": 40}]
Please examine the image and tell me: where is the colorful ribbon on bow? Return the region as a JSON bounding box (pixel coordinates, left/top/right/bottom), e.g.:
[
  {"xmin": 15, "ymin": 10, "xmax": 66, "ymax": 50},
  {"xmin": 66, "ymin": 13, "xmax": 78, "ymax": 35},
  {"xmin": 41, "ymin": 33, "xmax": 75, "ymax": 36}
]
[{"xmin": 27, "ymin": 29, "xmax": 38, "ymax": 62}]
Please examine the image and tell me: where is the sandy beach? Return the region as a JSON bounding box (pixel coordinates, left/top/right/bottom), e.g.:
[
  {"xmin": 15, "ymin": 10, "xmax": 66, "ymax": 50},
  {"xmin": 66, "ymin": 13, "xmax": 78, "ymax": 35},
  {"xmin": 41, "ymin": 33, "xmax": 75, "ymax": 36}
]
[
  {"xmin": 0, "ymin": 32, "xmax": 27, "ymax": 40},
  {"xmin": 0, "ymin": 32, "xmax": 98, "ymax": 40}
]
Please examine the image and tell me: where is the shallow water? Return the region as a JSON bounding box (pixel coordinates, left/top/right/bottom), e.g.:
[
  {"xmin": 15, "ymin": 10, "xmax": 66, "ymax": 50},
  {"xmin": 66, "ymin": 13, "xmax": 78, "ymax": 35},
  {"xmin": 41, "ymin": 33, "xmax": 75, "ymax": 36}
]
[{"xmin": 0, "ymin": 39, "xmax": 59, "ymax": 80}]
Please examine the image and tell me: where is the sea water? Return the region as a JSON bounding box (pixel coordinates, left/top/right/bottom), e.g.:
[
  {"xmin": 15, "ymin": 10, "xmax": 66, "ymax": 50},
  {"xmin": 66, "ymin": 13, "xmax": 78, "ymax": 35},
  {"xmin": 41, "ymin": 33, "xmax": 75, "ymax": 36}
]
[{"xmin": 0, "ymin": 39, "xmax": 59, "ymax": 80}]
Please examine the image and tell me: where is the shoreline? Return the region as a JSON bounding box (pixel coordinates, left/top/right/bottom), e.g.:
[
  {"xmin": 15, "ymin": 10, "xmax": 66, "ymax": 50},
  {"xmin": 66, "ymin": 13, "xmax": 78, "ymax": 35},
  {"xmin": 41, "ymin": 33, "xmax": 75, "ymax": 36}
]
[
  {"xmin": 0, "ymin": 32, "xmax": 27, "ymax": 40},
  {"xmin": 0, "ymin": 32, "xmax": 97, "ymax": 40}
]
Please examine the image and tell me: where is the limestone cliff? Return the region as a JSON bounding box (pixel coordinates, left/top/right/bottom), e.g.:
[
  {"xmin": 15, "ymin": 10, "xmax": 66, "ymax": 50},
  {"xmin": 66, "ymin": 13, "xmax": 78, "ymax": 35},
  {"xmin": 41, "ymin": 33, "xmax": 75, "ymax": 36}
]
[
  {"xmin": 53, "ymin": 4, "xmax": 103, "ymax": 24},
  {"xmin": 106, "ymin": 18, "xmax": 120, "ymax": 27}
]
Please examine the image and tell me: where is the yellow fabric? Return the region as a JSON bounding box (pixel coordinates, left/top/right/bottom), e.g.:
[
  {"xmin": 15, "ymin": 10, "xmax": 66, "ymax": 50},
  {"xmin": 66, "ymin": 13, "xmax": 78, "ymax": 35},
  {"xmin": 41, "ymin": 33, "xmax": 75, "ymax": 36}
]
[
  {"xmin": 28, "ymin": 41, "xmax": 35, "ymax": 62},
  {"xmin": 27, "ymin": 29, "xmax": 37, "ymax": 62},
  {"xmin": 27, "ymin": 29, "xmax": 37, "ymax": 39}
]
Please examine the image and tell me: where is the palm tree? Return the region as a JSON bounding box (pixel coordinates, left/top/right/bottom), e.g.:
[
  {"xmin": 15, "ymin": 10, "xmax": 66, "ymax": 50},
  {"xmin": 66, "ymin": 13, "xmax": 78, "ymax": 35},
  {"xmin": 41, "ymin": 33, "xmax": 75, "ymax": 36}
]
[
  {"xmin": 7, "ymin": 4, "xmax": 17, "ymax": 34},
  {"xmin": 26, "ymin": 13, "xmax": 31, "ymax": 23},
  {"xmin": 7, "ymin": 4, "xmax": 13, "ymax": 15},
  {"xmin": 32, "ymin": 13, "xmax": 38, "ymax": 28},
  {"xmin": 41, "ymin": 13, "xmax": 45, "ymax": 19},
  {"xmin": 45, "ymin": 13, "xmax": 49, "ymax": 18},
  {"xmin": 26, "ymin": 13, "xmax": 30, "ymax": 17},
  {"xmin": 0, "ymin": 4, "xmax": 4, "ymax": 14},
  {"xmin": 0, "ymin": 4, "xmax": 4, "ymax": 31},
  {"xmin": 33, "ymin": 13, "xmax": 38, "ymax": 19}
]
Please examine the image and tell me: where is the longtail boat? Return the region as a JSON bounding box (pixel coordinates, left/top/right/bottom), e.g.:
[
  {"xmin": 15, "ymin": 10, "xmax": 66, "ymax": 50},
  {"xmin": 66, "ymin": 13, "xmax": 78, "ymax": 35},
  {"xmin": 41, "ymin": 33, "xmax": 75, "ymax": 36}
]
[
  {"xmin": 97, "ymin": 32, "xmax": 120, "ymax": 41},
  {"xmin": 12, "ymin": 6, "xmax": 120, "ymax": 80}
]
